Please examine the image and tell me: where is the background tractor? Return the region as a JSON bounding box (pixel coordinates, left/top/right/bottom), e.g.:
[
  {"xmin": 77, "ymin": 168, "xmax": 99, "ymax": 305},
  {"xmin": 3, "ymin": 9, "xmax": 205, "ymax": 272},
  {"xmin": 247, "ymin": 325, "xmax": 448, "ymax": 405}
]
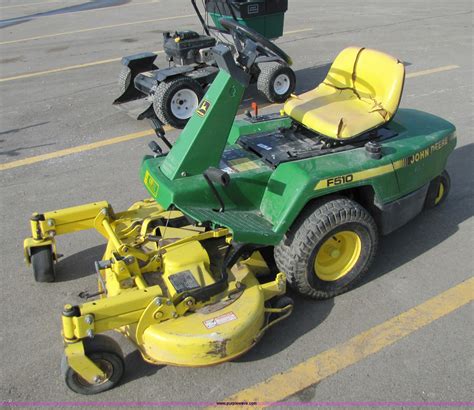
[{"xmin": 114, "ymin": 0, "xmax": 295, "ymax": 128}]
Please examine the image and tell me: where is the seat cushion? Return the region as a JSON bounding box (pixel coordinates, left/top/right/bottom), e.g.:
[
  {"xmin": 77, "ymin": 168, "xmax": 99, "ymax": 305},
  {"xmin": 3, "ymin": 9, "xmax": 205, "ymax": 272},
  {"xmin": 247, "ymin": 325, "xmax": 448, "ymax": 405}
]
[
  {"xmin": 285, "ymin": 83, "xmax": 385, "ymax": 139},
  {"xmin": 324, "ymin": 46, "xmax": 362, "ymax": 89},
  {"xmin": 284, "ymin": 47, "xmax": 405, "ymax": 139},
  {"xmin": 352, "ymin": 48, "xmax": 405, "ymax": 120}
]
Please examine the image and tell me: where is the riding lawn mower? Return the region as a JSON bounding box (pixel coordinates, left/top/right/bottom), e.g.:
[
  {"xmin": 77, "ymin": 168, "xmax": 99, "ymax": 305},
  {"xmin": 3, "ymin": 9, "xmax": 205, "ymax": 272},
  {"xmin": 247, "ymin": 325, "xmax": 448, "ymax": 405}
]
[
  {"xmin": 24, "ymin": 19, "xmax": 455, "ymax": 394},
  {"xmin": 114, "ymin": 0, "xmax": 295, "ymax": 128}
]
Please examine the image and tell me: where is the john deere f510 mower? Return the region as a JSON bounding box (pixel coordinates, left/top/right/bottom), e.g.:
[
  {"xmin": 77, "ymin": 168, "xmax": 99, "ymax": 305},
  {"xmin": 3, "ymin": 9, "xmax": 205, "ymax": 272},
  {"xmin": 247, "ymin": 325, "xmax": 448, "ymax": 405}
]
[
  {"xmin": 113, "ymin": 0, "xmax": 295, "ymax": 128},
  {"xmin": 25, "ymin": 20, "xmax": 455, "ymax": 394}
]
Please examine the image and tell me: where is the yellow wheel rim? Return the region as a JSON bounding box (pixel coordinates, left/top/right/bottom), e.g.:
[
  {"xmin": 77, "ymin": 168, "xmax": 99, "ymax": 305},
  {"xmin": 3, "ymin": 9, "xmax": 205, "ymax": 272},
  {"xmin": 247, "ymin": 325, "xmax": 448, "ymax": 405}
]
[
  {"xmin": 434, "ymin": 182, "xmax": 445, "ymax": 205},
  {"xmin": 314, "ymin": 231, "xmax": 362, "ymax": 281}
]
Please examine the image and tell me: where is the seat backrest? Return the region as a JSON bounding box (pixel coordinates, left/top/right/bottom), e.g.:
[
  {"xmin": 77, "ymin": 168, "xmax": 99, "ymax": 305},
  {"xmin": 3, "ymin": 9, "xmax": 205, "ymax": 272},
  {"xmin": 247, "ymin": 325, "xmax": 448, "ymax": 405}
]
[
  {"xmin": 324, "ymin": 46, "xmax": 362, "ymax": 89},
  {"xmin": 353, "ymin": 48, "xmax": 405, "ymax": 120}
]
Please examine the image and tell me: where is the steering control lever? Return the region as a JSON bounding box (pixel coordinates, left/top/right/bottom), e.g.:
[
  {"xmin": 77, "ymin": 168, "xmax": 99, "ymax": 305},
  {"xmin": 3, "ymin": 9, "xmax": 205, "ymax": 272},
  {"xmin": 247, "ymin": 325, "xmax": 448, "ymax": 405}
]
[
  {"xmin": 148, "ymin": 141, "xmax": 163, "ymax": 157},
  {"xmin": 203, "ymin": 167, "xmax": 230, "ymax": 212},
  {"xmin": 150, "ymin": 117, "xmax": 172, "ymax": 150}
]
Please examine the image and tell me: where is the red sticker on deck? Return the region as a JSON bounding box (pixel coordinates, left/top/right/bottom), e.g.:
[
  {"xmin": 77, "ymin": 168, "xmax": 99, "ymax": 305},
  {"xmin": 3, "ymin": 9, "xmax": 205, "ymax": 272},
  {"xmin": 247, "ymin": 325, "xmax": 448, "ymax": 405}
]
[{"xmin": 203, "ymin": 312, "xmax": 237, "ymax": 329}]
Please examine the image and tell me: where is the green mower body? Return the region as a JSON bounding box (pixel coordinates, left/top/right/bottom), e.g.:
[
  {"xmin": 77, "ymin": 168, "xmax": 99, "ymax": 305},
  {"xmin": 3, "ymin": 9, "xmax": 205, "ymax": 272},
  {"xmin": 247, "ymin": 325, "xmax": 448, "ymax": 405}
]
[{"xmin": 140, "ymin": 51, "xmax": 456, "ymax": 246}]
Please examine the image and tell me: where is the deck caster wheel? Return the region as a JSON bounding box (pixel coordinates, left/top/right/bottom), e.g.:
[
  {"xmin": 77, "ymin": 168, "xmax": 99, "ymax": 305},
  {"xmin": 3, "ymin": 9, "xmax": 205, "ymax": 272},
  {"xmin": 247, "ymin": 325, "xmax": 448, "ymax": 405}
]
[
  {"xmin": 62, "ymin": 335, "xmax": 125, "ymax": 395},
  {"xmin": 275, "ymin": 197, "xmax": 378, "ymax": 299},
  {"xmin": 257, "ymin": 62, "xmax": 296, "ymax": 103},
  {"xmin": 269, "ymin": 295, "xmax": 294, "ymax": 322},
  {"xmin": 153, "ymin": 76, "xmax": 204, "ymax": 129},
  {"xmin": 31, "ymin": 245, "xmax": 55, "ymax": 283},
  {"xmin": 425, "ymin": 170, "xmax": 451, "ymax": 209}
]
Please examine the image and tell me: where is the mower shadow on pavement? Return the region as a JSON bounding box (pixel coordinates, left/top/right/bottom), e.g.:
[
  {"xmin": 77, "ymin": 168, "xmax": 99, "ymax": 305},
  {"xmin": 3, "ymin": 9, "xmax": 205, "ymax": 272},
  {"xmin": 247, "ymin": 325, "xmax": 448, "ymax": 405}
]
[
  {"xmin": 55, "ymin": 244, "xmax": 106, "ymax": 282},
  {"xmin": 122, "ymin": 350, "xmax": 165, "ymax": 384},
  {"xmin": 358, "ymin": 142, "xmax": 474, "ymax": 288},
  {"xmin": 236, "ymin": 288, "xmax": 334, "ymax": 362}
]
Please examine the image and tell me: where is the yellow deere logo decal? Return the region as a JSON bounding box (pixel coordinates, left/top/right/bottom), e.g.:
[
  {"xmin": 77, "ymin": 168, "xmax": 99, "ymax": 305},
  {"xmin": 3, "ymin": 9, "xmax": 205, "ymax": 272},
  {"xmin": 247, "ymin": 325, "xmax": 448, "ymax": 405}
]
[
  {"xmin": 196, "ymin": 100, "xmax": 211, "ymax": 117},
  {"xmin": 144, "ymin": 170, "xmax": 159, "ymax": 196}
]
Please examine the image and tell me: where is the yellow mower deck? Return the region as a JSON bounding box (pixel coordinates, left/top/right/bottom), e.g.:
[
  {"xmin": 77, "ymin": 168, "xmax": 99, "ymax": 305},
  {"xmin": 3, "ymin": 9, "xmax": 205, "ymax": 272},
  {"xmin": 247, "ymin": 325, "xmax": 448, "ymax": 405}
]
[{"xmin": 25, "ymin": 199, "xmax": 289, "ymax": 386}]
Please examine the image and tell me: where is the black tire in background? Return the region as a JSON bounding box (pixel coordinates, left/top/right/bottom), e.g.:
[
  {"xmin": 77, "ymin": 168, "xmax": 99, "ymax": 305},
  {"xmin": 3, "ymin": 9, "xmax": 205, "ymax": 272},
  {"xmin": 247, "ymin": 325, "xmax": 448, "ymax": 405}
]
[
  {"xmin": 274, "ymin": 197, "xmax": 378, "ymax": 299},
  {"xmin": 153, "ymin": 76, "xmax": 204, "ymax": 129},
  {"xmin": 425, "ymin": 170, "xmax": 451, "ymax": 209},
  {"xmin": 117, "ymin": 66, "xmax": 132, "ymax": 95},
  {"xmin": 62, "ymin": 335, "xmax": 125, "ymax": 395},
  {"xmin": 257, "ymin": 63, "xmax": 296, "ymax": 103},
  {"xmin": 31, "ymin": 245, "xmax": 55, "ymax": 283}
]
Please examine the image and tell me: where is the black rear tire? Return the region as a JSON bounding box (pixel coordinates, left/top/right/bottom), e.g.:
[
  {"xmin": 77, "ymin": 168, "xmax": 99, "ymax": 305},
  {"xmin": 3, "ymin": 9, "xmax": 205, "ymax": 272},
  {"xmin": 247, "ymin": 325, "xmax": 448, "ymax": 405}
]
[
  {"xmin": 425, "ymin": 170, "xmax": 451, "ymax": 209},
  {"xmin": 257, "ymin": 63, "xmax": 296, "ymax": 103},
  {"xmin": 275, "ymin": 197, "xmax": 378, "ymax": 299},
  {"xmin": 62, "ymin": 335, "xmax": 125, "ymax": 395},
  {"xmin": 31, "ymin": 246, "xmax": 55, "ymax": 283},
  {"xmin": 153, "ymin": 76, "xmax": 204, "ymax": 129}
]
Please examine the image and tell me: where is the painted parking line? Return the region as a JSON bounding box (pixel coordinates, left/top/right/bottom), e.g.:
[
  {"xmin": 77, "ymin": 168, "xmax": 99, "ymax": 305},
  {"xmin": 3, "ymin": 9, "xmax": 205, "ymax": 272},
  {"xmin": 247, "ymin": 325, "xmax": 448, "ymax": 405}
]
[
  {"xmin": 0, "ymin": 64, "xmax": 460, "ymax": 172},
  {"xmin": 0, "ymin": 51, "xmax": 163, "ymax": 83},
  {"xmin": 283, "ymin": 28, "xmax": 313, "ymax": 35},
  {"xmin": 0, "ymin": 129, "xmax": 160, "ymax": 172},
  {"xmin": 0, "ymin": 28, "xmax": 312, "ymax": 83},
  {"xmin": 406, "ymin": 65, "xmax": 459, "ymax": 78},
  {"xmin": 211, "ymin": 277, "xmax": 474, "ymax": 408},
  {"xmin": 0, "ymin": 14, "xmax": 194, "ymax": 46}
]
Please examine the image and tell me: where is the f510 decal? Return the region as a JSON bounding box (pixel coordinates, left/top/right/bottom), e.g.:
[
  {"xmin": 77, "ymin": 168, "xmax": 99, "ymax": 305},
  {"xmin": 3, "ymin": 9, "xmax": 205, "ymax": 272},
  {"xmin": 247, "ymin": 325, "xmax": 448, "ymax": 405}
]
[{"xmin": 327, "ymin": 174, "xmax": 354, "ymax": 186}]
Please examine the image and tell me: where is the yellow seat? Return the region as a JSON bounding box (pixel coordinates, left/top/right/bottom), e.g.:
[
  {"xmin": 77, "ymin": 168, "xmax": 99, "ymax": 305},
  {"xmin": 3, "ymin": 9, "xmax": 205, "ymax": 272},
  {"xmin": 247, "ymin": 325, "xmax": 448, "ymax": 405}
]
[{"xmin": 284, "ymin": 47, "xmax": 405, "ymax": 139}]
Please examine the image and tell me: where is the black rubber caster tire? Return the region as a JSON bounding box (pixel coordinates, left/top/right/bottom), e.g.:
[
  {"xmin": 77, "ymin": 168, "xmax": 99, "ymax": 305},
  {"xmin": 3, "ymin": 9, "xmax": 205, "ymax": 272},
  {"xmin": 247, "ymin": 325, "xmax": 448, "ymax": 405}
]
[
  {"xmin": 269, "ymin": 295, "xmax": 294, "ymax": 322},
  {"xmin": 257, "ymin": 62, "xmax": 296, "ymax": 103},
  {"xmin": 274, "ymin": 197, "xmax": 378, "ymax": 299},
  {"xmin": 31, "ymin": 246, "xmax": 55, "ymax": 283},
  {"xmin": 425, "ymin": 170, "xmax": 451, "ymax": 209},
  {"xmin": 153, "ymin": 76, "xmax": 204, "ymax": 129},
  {"xmin": 62, "ymin": 335, "xmax": 125, "ymax": 395}
]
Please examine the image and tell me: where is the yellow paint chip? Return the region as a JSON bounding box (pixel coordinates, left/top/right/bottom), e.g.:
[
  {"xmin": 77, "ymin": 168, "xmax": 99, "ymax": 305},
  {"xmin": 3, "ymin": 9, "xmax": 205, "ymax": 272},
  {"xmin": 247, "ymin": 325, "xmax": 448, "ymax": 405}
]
[{"xmin": 406, "ymin": 65, "xmax": 459, "ymax": 79}]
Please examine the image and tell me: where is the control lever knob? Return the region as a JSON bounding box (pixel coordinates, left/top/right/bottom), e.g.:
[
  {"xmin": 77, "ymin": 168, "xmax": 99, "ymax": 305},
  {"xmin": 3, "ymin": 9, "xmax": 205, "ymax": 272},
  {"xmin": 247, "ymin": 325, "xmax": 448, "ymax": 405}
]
[
  {"xmin": 148, "ymin": 141, "xmax": 163, "ymax": 156},
  {"xmin": 204, "ymin": 167, "xmax": 230, "ymax": 187}
]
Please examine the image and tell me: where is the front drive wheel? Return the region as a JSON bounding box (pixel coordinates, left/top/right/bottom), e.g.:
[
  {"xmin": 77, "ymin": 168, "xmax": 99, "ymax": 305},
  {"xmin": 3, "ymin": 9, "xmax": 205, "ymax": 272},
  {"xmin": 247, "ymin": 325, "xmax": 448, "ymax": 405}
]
[
  {"xmin": 62, "ymin": 335, "xmax": 125, "ymax": 395},
  {"xmin": 274, "ymin": 197, "xmax": 378, "ymax": 299},
  {"xmin": 153, "ymin": 76, "xmax": 204, "ymax": 129},
  {"xmin": 257, "ymin": 62, "xmax": 296, "ymax": 103}
]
